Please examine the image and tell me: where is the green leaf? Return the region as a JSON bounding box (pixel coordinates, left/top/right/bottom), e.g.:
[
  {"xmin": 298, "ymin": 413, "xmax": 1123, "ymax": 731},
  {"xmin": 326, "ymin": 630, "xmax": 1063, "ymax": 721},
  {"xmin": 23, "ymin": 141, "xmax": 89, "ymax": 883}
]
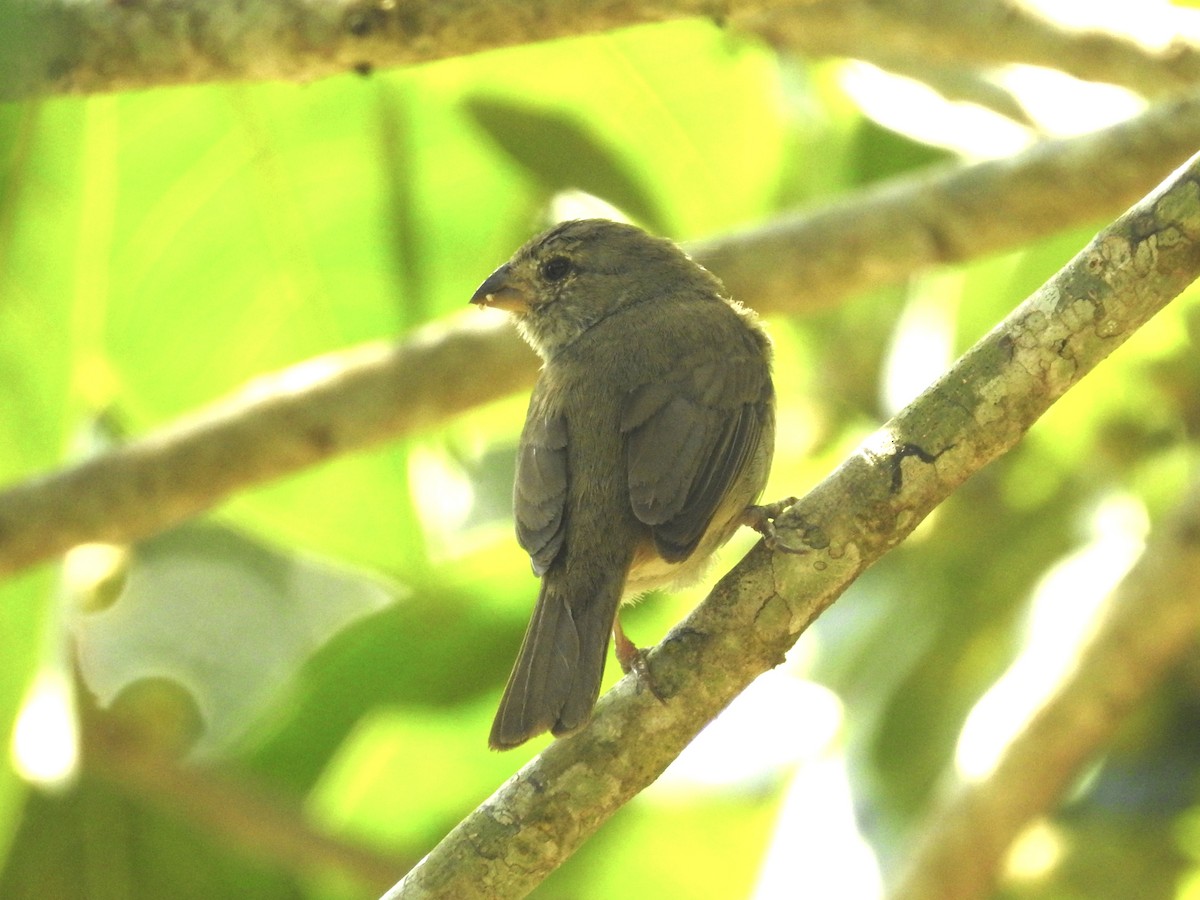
[
  {"xmin": 73, "ymin": 523, "xmax": 395, "ymax": 756},
  {"xmin": 465, "ymin": 97, "xmax": 668, "ymax": 232}
]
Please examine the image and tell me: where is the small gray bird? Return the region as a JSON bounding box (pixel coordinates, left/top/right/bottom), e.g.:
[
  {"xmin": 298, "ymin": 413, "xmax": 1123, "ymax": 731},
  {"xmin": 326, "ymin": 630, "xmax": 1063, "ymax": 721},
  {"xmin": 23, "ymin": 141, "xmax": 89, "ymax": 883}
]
[{"xmin": 471, "ymin": 219, "xmax": 775, "ymax": 750}]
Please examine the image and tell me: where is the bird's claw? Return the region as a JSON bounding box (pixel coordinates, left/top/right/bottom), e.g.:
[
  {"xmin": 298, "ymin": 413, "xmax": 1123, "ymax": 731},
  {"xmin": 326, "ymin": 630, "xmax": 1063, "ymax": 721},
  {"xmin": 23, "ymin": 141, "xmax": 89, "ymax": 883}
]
[
  {"xmin": 743, "ymin": 496, "xmax": 805, "ymax": 553},
  {"xmin": 613, "ymin": 617, "xmax": 666, "ymax": 704}
]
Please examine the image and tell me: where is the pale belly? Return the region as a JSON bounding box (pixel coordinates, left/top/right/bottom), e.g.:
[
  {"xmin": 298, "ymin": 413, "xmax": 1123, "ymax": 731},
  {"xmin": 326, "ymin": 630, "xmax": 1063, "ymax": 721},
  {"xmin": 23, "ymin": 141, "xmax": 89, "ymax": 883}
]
[{"xmin": 621, "ymin": 484, "xmax": 755, "ymax": 600}]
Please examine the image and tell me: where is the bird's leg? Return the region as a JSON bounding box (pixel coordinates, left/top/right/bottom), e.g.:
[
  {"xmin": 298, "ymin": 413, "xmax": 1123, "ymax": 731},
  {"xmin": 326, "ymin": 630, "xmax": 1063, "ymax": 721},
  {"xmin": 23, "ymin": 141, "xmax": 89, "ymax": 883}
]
[
  {"xmin": 613, "ymin": 615, "xmax": 665, "ymax": 703},
  {"xmin": 742, "ymin": 496, "xmax": 804, "ymax": 553}
]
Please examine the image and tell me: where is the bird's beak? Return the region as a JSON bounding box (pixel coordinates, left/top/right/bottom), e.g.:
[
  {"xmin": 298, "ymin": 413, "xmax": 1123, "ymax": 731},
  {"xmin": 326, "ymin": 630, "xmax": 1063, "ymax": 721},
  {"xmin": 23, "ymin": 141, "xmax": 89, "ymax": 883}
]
[{"xmin": 470, "ymin": 263, "xmax": 532, "ymax": 314}]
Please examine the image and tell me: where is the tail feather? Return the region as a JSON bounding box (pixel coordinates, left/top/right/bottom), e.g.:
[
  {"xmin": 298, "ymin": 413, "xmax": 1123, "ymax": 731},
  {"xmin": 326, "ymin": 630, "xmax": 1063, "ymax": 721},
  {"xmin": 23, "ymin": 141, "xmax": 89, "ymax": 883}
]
[{"xmin": 489, "ymin": 568, "xmax": 624, "ymax": 750}]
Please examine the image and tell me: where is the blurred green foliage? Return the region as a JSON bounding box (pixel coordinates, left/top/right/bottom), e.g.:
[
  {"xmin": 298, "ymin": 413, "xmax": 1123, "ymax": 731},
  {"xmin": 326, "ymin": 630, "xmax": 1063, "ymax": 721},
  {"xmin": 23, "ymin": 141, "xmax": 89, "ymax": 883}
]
[{"xmin": 2, "ymin": 14, "xmax": 1200, "ymax": 900}]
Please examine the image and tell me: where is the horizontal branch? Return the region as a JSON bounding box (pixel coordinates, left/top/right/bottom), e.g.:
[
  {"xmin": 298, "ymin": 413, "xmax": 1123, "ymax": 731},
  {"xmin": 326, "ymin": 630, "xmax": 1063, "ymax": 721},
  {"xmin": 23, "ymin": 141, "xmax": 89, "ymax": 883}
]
[
  {"xmin": 6, "ymin": 0, "xmax": 1198, "ymax": 100},
  {"xmin": 3, "ymin": 92, "xmax": 1200, "ymax": 579},
  {"xmin": 382, "ymin": 150, "xmax": 1200, "ymax": 899},
  {"xmin": 0, "ymin": 0, "xmax": 794, "ymax": 100},
  {"xmin": 888, "ymin": 482, "xmax": 1200, "ymax": 900},
  {"xmin": 749, "ymin": 0, "xmax": 1200, "ymax": 99}
]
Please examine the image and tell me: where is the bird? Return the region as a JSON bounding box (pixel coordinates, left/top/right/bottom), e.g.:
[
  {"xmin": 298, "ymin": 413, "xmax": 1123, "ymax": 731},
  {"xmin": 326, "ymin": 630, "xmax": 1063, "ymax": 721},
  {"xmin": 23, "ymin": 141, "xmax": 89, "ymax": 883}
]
[{"xmin": 471, "ymin": 219, "xmax": 776, "ymax": 750}]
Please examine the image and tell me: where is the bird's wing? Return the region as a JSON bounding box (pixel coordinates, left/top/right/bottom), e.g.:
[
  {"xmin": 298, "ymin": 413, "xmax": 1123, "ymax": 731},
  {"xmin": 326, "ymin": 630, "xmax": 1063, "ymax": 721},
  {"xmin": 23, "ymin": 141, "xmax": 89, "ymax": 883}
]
[
  {"xmin": 514, "ymin": 399, "xmax": 569, "ymax": 576},
  {"xmin": 622, "ymin": 345, "xmax": 771, "ymax": 562}
]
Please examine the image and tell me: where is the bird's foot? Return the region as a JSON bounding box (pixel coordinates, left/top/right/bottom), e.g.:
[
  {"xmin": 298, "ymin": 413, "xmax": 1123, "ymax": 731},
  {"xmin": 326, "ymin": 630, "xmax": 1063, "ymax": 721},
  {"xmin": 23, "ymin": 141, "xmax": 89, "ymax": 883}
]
[
  {"xmin": 613, "ymin": 616, "xmax": 665, "ymax": 704},
  {"xmin": 742, "ymin": 496, "xmax": 805, "ymax": 553}
]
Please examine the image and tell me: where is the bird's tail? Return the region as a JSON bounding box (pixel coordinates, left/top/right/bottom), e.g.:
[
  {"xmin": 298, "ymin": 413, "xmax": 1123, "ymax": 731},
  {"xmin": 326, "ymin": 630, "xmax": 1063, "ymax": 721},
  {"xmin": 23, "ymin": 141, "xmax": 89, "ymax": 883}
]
[{"xmin": 488, "ymin": 566, "xmax": 625, "ymax": 750}]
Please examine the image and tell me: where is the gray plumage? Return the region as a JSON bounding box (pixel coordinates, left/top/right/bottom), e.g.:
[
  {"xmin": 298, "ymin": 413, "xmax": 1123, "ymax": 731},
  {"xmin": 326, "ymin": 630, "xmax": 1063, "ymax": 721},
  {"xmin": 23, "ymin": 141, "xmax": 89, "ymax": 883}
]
[{"xmin": 470, "ymin": 219, "xmax": 775, "ymax": 750}]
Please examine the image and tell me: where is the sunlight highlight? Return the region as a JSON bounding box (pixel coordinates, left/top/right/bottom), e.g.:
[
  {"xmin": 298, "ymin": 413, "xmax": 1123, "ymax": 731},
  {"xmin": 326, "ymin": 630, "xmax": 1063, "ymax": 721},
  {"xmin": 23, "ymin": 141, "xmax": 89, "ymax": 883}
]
[
  {"xmin": 1003, "ymin": 819, "xmax": 1066, "ymax": 886},
  {"xmin": 1032, "ymin": 0, "xmax": 1199, "ymax": 45},
  {"xmin": 995, "ymin": 66, "xmax": 1144, "ymax": 136},
  {"xmin": 841, "ymin": 12, "xmax": 1155, "ymax": 161},
  {"xmin": 550, "ymin": 190, "xmax": 631, "ymax": 225},
  {"xmin": 751, "ymin": 696, "xmax": 882, "ymax": 900},
  {"xmin": 955, "ymin": 494, "xmax": 1148, "ymax": 781},
  {"xmin": 646, "ymin": 667, "xmax": 882, "ymax": 899},
  {"xmin": 882, "ymin": 271, "xmax": 960, "ymax": 415},
  {"xmin": 839, "ymin": 61, "xmax": 1032, "ymax": 159},
  {"xmin": 11, "ymin": 668, "xmax": 80, "ymax": 790},
  {"xmin": 409, "ymin": 443, "xmax": 475, "ymax": 536},
  {"xmin": 655, "ymin": 671, "xmax": 842, "ymax": 791},
  {"xmin": 64, "ymin": 541, "xmax": 130, "ymax": 612}
]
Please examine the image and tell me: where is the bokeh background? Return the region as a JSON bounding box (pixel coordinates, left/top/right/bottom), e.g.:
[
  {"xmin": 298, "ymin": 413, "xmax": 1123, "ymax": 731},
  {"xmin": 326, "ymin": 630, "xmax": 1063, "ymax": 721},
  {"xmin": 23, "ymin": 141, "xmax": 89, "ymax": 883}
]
[{"xmin": 4, "ymin": 2, "xmax": 1200, "ymax": 898}]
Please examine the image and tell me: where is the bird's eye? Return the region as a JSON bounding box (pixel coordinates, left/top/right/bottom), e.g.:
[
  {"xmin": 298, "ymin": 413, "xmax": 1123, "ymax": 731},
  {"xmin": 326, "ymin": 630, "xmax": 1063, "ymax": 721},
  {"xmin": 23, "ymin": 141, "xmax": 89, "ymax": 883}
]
[{"xmin": 540, "ymin": 256, "xmax": 572, "ymax": 282}]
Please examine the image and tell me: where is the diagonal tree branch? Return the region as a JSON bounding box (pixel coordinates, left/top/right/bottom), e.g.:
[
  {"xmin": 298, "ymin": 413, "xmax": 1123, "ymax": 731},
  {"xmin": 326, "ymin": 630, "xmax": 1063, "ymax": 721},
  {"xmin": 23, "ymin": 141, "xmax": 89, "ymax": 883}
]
[
  {"xmin": 887, "ymin": 481, "xmax": 1200, "ymax": 900},
  {"xmin": 700, "ymin": 90, "xmax": 1200, "ymax": 315},
  {"xmin": 380, "ymin": 150, "xmax": 1200, "ymax": 899},
  {"xmin": 3, "ymin": 92, "xmax": 1200, "ymax": 580}
]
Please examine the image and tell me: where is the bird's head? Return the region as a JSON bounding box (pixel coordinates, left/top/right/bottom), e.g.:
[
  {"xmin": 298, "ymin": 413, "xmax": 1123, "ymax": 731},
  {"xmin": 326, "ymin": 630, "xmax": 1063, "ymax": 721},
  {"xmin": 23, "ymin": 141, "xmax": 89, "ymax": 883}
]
[{"xmin": 470, "ymin": 219, "xmax": 724, "ymax": 359}]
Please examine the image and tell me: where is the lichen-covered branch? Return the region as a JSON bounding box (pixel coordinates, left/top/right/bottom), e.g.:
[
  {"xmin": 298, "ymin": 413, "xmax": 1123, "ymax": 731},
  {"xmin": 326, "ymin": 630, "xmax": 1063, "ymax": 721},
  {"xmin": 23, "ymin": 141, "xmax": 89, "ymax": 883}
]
[
  {"xmin": 2, "ymin": 93, "xmax": 1200, "ymax": 580},
  {"xmin": 886, "ymin": 483, "xmax": 1200, "ymax": 900},
  {"xmin": 0, "ymin": 0, "xmax": 794, "ymax": 100},
  {"xmin": 380, "ymin": 151, "xmax": 1200, "ymax": 900},
  {"xmin": 5, "ymin": 0, "xmax": 1198, "ymax": 100}
]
